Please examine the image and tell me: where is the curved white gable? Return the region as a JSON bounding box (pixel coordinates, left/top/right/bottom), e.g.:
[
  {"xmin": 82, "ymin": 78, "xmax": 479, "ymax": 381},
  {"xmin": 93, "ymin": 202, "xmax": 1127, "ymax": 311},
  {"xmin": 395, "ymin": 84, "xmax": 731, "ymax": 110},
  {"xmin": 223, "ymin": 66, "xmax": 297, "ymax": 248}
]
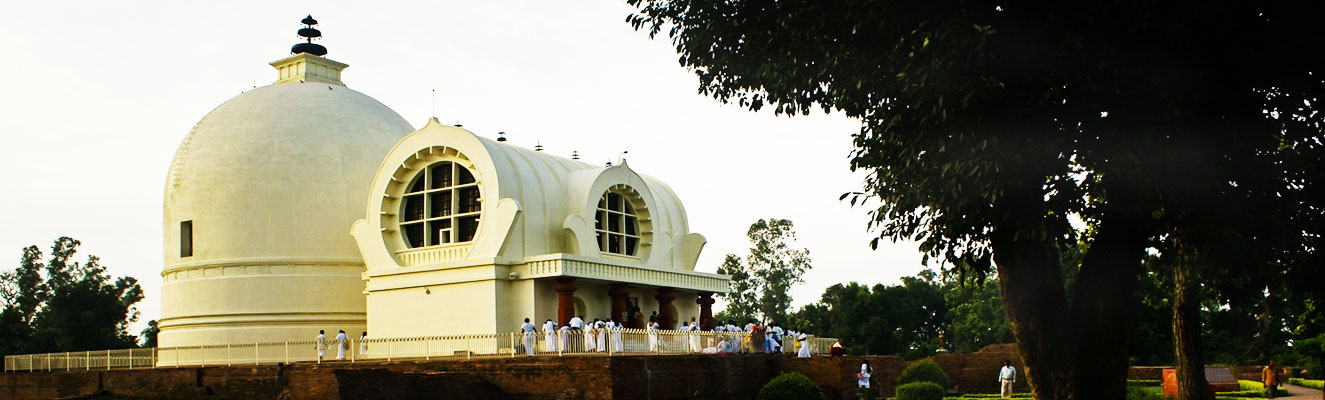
[{"xmin": 353, "ymin": 118, "xmax": 707, "ymax": 271}]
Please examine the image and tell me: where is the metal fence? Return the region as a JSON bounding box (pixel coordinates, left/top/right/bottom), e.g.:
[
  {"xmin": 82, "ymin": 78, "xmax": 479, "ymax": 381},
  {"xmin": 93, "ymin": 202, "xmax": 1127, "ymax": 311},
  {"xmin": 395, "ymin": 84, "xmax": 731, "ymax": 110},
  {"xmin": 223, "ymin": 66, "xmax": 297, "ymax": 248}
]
[{"xmin": 4, "ymin": 329, "xmax": 836, "ymax": 372}]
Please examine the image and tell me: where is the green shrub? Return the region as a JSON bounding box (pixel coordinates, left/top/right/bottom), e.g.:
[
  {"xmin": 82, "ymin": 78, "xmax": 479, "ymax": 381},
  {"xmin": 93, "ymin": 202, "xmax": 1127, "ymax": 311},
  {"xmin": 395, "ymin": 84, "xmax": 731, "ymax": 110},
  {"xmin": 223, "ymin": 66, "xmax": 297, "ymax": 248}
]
[
  {"xmin": 894, "ymin": 381, "xmax": 944, "ymax": 400},
  {"xmin": 897, "ymin": 360, "xmax": 951, "ymax": 388},
  {"xmin": 757, "ymin": 372, "xmax": 825, "ymax": 400},
  {"xmin": 1290, "ymin": 378, "xmax": 1324, "ymax": 390},
  {"xmin": 1125, "ymin": 386, "xmax": 1166, "ymax": 400},
  {"xmin": 1236, "ymin": 380, "xmax": 1288, "ymax": 396},
  {"xmin": 1127, "ymin": 380, "xmax": 1162, "ymax": 387}
]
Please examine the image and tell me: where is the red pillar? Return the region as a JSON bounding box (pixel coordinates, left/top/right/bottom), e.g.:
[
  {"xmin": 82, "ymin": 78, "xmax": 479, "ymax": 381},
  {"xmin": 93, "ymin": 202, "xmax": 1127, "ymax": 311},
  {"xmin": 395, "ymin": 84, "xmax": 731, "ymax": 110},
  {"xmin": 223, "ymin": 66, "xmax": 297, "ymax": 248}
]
[
  {"xmin": 554, "ymin": 277, "xmax": 577, "ymax": 327},
  {"xmin": 697, "ymin": 291, "xmax": 715, "ymax": 331},
  {"xmin": 655, "ymin": 287, "xmax": 677, "ymax": 330},
  {"xmin": 608, "ymin": 283, "xmax": 631, "ymax": 324}
]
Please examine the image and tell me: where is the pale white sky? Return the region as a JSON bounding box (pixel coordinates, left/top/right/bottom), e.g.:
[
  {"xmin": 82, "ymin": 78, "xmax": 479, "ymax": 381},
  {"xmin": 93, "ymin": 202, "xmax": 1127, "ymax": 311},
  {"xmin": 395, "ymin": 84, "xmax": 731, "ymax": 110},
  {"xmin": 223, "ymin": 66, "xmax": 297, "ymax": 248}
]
[{"xmin": 0, "ymin": 1, "xmax": 925, "ymax": 333}]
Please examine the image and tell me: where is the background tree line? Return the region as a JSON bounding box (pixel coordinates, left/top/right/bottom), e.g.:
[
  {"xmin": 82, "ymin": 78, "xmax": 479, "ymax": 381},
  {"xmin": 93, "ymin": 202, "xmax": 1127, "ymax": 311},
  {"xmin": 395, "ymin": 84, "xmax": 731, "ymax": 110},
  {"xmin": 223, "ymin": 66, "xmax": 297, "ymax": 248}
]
[{"xmin": 0, "ymin": 237, "xmax": 151, "ymax": 355}]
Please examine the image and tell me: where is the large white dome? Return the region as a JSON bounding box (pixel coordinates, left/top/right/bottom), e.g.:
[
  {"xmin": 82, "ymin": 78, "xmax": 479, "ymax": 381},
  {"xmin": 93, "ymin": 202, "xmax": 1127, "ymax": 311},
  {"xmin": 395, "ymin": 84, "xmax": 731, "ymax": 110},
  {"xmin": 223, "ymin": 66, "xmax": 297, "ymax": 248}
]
[
  {"xmin": 163, "ymin": 82, "xmax": 412, "ymax": 263},
  {"xmin": 159, "ymin": 56, "xmax": 414, "ymax": 349}
]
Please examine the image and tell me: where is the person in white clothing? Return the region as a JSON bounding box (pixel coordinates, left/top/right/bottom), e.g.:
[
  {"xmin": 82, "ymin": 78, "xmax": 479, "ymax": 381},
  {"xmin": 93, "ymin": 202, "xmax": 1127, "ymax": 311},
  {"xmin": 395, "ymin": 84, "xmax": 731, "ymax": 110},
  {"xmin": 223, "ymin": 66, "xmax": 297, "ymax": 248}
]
[
  {"xmin": 998, "ymin": 360, "xmax": 1017, "ymax": 398},
  {"xmin": 594, "ymin": 319, "xmax": 607, "ymax": 352},
  {"xmin": 314, "ymin": 330, "xmax": 328, "ymax": 362},
  {"xmin": 609, "ymin": 319, "xmax": 624, "ymax": 352},
  {"xmin": 334, "ymin": 330, "xmax": 349, "ymax": 360},
  {"xmin": 359, "ymin": 331, "xmax": 368, "ymax": 355},
  {"xmin": 584, "ymin": 320, "xmax": 597, "ymax": 352},
  {"xmin": 646, "ymin": 317, "xmax": 660, "ymax": 352},
  {"xmin": 558, "ymin": 325, "xmax": 572, "ymax": 352},
  {"xmin": 543, "ymin": 320, "xmax": 559, "ymax": 352},
  {"xmin": 520, "ymin": 318, "xmax": 537, "ymax": 356},
  {"xmin": 859, "ymin": 361, "xmax": 873, "ymax": 388},
  {"xmin": 687, "ymin": 317, "xmax": 702, "ymax": 353},
  {"xmin": 796, "ymin": 332, "xmax": 811, "ymax": 357},
  {"xmin": 569, "ymin": 316, "xmax": 584, "ymax": 330}
]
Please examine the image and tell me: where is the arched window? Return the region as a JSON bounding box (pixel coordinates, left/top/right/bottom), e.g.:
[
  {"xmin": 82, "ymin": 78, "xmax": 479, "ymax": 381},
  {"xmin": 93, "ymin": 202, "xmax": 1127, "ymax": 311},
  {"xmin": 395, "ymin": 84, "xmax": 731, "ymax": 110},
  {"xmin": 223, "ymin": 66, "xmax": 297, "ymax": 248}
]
[
  {"xmin": 595, "ymin": 191, "xmax": 640, "ymax": 256},
  {"xmin": 399, "ymin": 161, "xmax": 481, "ymax": 248}
]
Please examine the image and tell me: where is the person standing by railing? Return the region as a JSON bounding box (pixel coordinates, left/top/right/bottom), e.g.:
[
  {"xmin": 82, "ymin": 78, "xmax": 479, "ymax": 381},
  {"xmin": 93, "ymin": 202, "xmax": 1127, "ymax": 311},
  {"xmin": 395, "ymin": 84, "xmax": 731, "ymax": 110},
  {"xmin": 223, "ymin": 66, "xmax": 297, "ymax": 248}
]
[
  {"xmin": 609, "ymin": 318, "xmax": 623, "ymax": 352},
  {"xmin": 595, "ymin": 319, "xmax": 607, "ymax": 352},
  {"xmin": 520, "ymin": 318, "xmax": 537, "ymax": 356},
  {"xmin": 584, "ymin": 319, "xmax": 597, "ymax": 352},
  {"xmin": 646, "ymin": 316, "xmax": 660, "ymax": 352},
  {"xmin": 796, "ymin": 331, "xmax": 810, "ymax": 358},
  {"xmin": 335, "ymin": 330, "xmax": 348, "ymax": 360},
  {"xmin": 558, "ymin": 324, "xmax": 573, "ymax": 352},
  {"xmin": 688, "ymin": 317, "xmax": 702, "ymax": 353},
  {"xmin": 314, "ymin": 331, "xmax": 327, "ymax": 362},
  {"xmin": 543, "ymin": 319, "xmax": 558, "ymax": 352},
  {"xmin": 359, "ymin": 332, "xmax": 368, "ymax": 356}
]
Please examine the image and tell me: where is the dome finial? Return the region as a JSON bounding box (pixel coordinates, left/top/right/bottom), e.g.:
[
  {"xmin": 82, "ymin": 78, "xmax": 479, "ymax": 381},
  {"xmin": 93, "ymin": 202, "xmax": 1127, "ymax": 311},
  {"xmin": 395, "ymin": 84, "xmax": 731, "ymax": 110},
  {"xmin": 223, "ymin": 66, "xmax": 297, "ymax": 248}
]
[{"xmin": 291, "ymin": 14, "xmax": 328, "ymax": 56}]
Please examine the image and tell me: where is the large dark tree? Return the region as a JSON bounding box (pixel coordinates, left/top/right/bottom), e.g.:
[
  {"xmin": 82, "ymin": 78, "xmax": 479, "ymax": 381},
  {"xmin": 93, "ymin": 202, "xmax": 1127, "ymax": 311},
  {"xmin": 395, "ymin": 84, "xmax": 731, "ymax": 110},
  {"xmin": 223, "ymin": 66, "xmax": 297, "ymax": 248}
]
[
  {"xmin": 625, "ymin": 1, "xmax": 1323, "ymax": 399},
  {"xmin": 0, "ymin": 237, "xmax": 145, "ymax": 355}
]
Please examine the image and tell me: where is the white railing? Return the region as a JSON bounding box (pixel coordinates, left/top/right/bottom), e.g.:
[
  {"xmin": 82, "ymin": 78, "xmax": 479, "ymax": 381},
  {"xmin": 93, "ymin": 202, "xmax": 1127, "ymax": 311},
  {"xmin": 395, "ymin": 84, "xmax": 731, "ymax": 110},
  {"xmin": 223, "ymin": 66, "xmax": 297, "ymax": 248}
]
[{"xmin": 3, "ymin": 330, "xmax": 836, "ymax": 372}]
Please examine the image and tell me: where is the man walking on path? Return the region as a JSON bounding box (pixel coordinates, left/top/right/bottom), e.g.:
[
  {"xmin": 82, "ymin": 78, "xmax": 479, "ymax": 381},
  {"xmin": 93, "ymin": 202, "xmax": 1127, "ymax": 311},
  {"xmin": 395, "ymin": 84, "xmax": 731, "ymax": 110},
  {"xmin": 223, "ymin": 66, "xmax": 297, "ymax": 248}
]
[
  {"xmin": 998, "ymin": 359, "xmax": 1016, "ymax": 398},
  {"xmin": 1264, "ymin": 361, "xmax": 1281, "ymax": 398}
]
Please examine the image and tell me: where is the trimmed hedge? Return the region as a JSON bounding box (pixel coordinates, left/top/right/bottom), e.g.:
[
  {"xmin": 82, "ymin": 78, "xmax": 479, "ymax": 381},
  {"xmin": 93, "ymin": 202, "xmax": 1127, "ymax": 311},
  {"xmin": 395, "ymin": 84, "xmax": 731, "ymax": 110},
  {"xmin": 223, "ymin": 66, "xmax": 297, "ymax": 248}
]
[
  {"xmin": 1125, "ymin": 387, "xmax": 1165, "ymax": 400},
  {"xmin": 894, "ymin": 381, "xmax": 944, "ymax": 400},
  {"xmin": 757, "ymin": 372, "xmax": 826, "ymax": 400},
  {"xmin": 1235, "ymin": 380, "xmax": 1288, "ymax": 396},
  {"xmin": 1290, "ymin": 378, "xmax": 1324, "ymax": 390},
  {"xmin": 898, "ymin": 360, "xmax": 951, "ymax": 388}
]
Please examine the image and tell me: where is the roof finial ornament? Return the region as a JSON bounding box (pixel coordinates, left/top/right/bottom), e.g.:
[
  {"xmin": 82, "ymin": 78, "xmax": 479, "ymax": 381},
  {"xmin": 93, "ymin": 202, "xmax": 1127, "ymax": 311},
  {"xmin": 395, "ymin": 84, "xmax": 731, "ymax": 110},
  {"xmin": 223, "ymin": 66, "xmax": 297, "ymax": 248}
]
[
  {"xmin": 571, "ymin": 151, "xmax": 580, "ymax": 160},
  {"xmin": 605, "ymin": 160, "xmax": 613, "ymax": 167},
  {"xmin": 535, "ymin": 142, "xmax": 544, "ymax": 152},
  {"xmin": 497, "ymin": 131, "xmax": 507, "ymax": 142},
  {"xmin": 291, "ymin": 15, "xmax": 328, "ymax": 56}
]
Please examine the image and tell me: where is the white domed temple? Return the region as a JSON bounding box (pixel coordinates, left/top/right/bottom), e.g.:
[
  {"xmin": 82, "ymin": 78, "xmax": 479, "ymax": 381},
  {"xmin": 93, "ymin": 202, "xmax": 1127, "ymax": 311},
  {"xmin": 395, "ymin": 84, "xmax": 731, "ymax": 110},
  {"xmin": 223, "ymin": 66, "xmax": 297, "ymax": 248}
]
[{"xmin": 158, "ymin": 17, "xmax": 728, "ymax": 348}]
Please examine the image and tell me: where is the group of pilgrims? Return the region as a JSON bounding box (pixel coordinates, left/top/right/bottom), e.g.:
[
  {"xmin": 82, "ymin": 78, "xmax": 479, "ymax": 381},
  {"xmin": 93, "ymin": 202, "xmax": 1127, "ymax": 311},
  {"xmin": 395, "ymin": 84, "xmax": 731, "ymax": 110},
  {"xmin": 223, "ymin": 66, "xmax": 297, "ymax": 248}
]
[{"xmin": 518, "ymin": 315, "xmax": 815, "ymax": 357}]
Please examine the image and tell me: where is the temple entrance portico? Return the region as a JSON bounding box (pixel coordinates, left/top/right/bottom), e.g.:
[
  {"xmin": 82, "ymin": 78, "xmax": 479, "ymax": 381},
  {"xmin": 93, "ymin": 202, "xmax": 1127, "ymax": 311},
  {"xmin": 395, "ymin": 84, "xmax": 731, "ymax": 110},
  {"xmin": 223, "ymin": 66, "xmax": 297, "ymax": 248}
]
[{"xmin": 522, "ymin": 254, "xmax": 725, "ymax": 331}]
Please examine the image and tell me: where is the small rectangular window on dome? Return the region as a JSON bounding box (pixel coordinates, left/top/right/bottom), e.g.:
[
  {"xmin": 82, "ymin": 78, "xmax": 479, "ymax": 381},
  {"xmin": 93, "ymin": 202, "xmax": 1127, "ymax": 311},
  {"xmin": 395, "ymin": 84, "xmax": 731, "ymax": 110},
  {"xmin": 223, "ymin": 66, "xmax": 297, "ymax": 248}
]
[{"xmin": 180, "ymin": 221, "xmax": 193, "ymax": 257}]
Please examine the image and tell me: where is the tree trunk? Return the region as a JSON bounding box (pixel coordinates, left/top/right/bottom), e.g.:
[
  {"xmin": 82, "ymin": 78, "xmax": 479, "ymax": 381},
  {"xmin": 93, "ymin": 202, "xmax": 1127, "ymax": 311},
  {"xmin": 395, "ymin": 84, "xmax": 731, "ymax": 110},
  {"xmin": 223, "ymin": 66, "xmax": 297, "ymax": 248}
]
[
  {"xmin": 993, "ymin": 219, "xmax": 1075, "ymax": 400},
  {"xmin": 1071, "ymin": 212, "xmax": 1150, "ymax": 400},
  {"xmin": 1173, "ymin": 239, "xmax": 1208, "ymax": 400}
]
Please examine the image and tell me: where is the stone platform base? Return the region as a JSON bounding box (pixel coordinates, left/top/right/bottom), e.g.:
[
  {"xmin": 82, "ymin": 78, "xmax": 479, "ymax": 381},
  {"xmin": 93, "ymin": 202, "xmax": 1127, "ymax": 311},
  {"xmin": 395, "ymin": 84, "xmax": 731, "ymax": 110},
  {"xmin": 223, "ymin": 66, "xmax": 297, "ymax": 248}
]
[{"xmin": 0, "ymin": 354, "xmax": 903, "ymax": 400}]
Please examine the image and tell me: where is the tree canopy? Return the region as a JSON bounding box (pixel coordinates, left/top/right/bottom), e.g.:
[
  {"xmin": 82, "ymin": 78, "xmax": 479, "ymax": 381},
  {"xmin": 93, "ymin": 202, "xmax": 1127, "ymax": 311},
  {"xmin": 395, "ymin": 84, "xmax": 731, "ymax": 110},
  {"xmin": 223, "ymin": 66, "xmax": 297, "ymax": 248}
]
[
  {"xmin": 625, "ymin": 1, "xmax": 1323, "ymax": 399},
  {"xmin": 0, "ymin": 237, "xmax": 146, "ymax": 355},
  {"xmin": 716, "ymin": 219, "xmax": 812, "ymax": 325}
]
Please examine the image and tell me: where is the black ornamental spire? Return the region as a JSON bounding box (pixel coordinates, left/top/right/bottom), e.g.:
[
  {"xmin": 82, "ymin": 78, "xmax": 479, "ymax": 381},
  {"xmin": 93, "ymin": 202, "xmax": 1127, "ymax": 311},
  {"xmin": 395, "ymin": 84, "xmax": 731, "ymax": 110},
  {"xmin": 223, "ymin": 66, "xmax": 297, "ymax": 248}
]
[{"xmin": 291, "ymin": 15, "xmax": 328, "ymax": 56}]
